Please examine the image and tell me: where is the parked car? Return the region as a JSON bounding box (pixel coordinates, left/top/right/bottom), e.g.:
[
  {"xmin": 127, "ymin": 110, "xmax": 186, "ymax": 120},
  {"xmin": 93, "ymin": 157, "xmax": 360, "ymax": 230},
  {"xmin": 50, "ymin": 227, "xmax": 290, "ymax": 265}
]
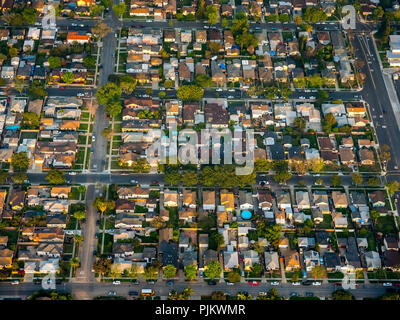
[
  {"xmin": 128, "ymin": 291, "xmax": 139, "ymax": 296},
  {"xmin": 249, "ymin": 281, "xmax": 259, "ymax": 286},
  {"xmin": 290, "ymin": 292, "xmax": 299, "ymax": 297},
  {"xmin": 383, "ymin": 282, "xmax": 393, "ymax": 287},
  {"xmin": 226, "ymin": 282, "xmax": 234, "ymax": 286},
  {"xmin": 113, "ymin": 280, "xmax": 121, "ymax": 285},
  {"xmin": 108, "ymin": 291, "xmax": 116, "ymax": 296},
  {"xmin": 292, "ymin": 282, "xmax": 301, "ymax": 286},
  {"xmin": 166, "ymin": 280, "xmax": 174, "ymax": 285},
  {"xmin": 131, "ymin": 279, "xmax": 139, "ymax": 284},
  {"xmin": 11, "ymin": 280, "xmax": 19, "ymax": 285},
  {"xmin": 271, "ymin": 281, "xmax": 280, "ymax": 286},
  {"xmin": 305, "ymin": 292, "xmax": 314, "ymax": 297},
  {"xmin": 312, "ymin": 281, "xmax": 321, "ymax": 286},
  {"xmin": 207, "ymin": 280, "xmax": 217, "ymax": 285}
]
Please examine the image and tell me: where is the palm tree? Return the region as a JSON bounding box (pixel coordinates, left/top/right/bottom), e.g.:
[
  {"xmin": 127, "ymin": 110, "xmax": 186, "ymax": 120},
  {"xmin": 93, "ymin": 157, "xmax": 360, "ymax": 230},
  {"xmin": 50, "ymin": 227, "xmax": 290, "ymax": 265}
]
[
  {"xmin": 74, "ymin": 235, "xmax": 84, "ymax": 246},
  {"xmin": 70, "ymin": 257, "xmax": 80, "ymax": 275}
]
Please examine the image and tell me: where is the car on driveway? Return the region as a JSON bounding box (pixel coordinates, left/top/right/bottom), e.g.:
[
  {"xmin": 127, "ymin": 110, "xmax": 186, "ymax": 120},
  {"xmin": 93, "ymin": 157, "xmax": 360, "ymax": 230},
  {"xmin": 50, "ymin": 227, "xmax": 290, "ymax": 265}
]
[
  {"xmin": 249, "ymin": 281, "xmax": 259, "ymax": 285},
  {"xmin": 271, "ymin": 281, "xmax": 280, "ymax": 286}
]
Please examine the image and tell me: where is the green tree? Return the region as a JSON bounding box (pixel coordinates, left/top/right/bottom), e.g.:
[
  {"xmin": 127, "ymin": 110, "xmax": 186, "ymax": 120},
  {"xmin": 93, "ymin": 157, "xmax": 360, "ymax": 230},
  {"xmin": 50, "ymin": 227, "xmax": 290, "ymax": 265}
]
[
  {"xmin": 351, "ymin": 172, "xmax": 363, "ymax": 186},
  {"xmin": 45, "ymin": 169, "xmax": 66, "ymax": 185},
  {"xmin": 83, "ymin": 56, "xmax": 96, "ymax": 69},
  {"xmin": 22, "ymin": 112, "xmax": 40, "ymax": 129},
  {"xmin": 177, "ymin": 85, "xmax": 204, "ymax": 101},
  {"xmin": 206, "ymin": 5, "xmax": 219, "ymax": 24},
  {"xmin": 112, "ymin": 2, "xmax": 126, "ymax": 17},
  {"xmin": 144, "ymin": 264, "xmax": 159, "ymax": 280},
  {"xmin": 90, "ymin": 4, "xmax": 105, "ymax": 16},
  {"xmin": 181, "ymin": 171, "xmax": 198, "ymax": 186},
  {"xmin": 74, "ymin": 210, "xmax": 86, "ymax": 221},
  {"xmin": 184, "ymin": 264, "xmax": 197, "ymax": 281},
  {"xmin": 317, "ymin": 90, "xmax": 329, "ymax": 104},
  {"xmin": 370, "ymin": 209, "xmax": 380, "ymax": 225},
  {"xmin": 93, "ymin": 258, "xmax": 111, "ymax": 279},
  {"xmin": 323, "ymin": 113, "xmax": 337, "ymax": 133},
  {"xmin": 221, "ymin": 17, "xmax": 230, "ymax": 28},
  {"xmin": 265, "ymin": 224, "xmax": 282, "ymax": 248},
  {"xmin": 274, "ymin": 171, "xmax": 292, "ymax": 184},
  {"xmin": 332, "ymin": 289, "xmax": 355, "ymax": 300},
  {"xmin": 0, "ymin": 171, "xmax": 8, "ymax": 184},
  {"xmin": 194, "ymin": 74, "xmax": 213, "ymax": 88},
  {"xmin": 12, "ymin": 152, "xmax": 29, "ymax": 172},
  {"xmin": 22, "ymin": 7, "xmax": 38, "ymax": 25},
  {"xmin": 96, "ymin": 82, "xmax": 122, "ymax": 105},
  {"xmin": 101, "ymin": 127, "xmax": 113, "ymax": 140},
  {"xmin": 293, "ymin": 117, "xmax": 306, "ymax": 132},
  {"xmin": 367, "ymin": 176, "xmax": 379, "ymax": 186},
  {"xmin": 106, "ymin": 100, "xmax": 122, "ymax": 117},
  {"xmin": 331, "ymin": 175, "xmax": 342, "ymax": 186},
  {"xmin": 93, "ymin": 197, "xmax": 115, "ymax": 216},
  {"xmin": 62, "ymin": 72, "xmax": 75, "ymax": 84},
  {"xmin": 11, "ymin": 173, "xmax": 27, "ymax": 185},
  {"xmin": 303, "ymin": 7, "xmax": 327, "ymax": 23},
  {"xmin": 204, "ymin": 261, "xmax": 222, "ymax": 279},
  {"xmin": 227, "ymin": 271, "xmax": 241, "ymax": 283},
  {"xmin": 310, "ymin": 265, "xmax": 327, "ymax": 280},
  {"xmin": 119, "ymin": 75, "xmax": 137, "ymax": 94},
  {"xmin": 211, "ymin": 291, "xmax": 226, "ymax": 300},
  {"xmin": 70, "ymin": 257, "xmax": 80, "ymax": 273},
  {"xmin": 212, "ymin": 232, "xmax": 225, "ymax": 251},
  {"xmin": 48, "ymin": 56, "xmax": 62, "ymax": 69},
  {"xmin": 163, "ymin": 264, "xmax": 177, "ymax": 279},
  {"xmin": 310, "ymin": 158, "xmax": 325, "ymax": 172},
  {"xmin": 386, "ymin": 181, "xmax": 400, "ymax": 196},
  {"xmin": 27, "ymin": 81, "xmax": 47, "ymax": 100}
]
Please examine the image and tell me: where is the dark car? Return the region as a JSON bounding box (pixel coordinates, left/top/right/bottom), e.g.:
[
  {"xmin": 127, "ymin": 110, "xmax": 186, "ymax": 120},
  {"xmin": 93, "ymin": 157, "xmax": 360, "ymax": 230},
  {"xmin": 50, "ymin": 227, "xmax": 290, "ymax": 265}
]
[
  {"xmin": 147, "ymin": 280, "xmax": 156, "ymax": 284},
  {"xmin": 305, "ymin": 292, "xmax": 314, "ymax": 297},
  {"xmin": 207, "ymin": 280, "xmax": 217, "ymax": 285},
  {"xmin": 302, "ymin": 281, "xmax": 312, "ymax": 286},
  {"xmin": 382, "ymin": 108, "xmax": 386, "ymax": 113},
  {"xmin": 151, "ymin": 180, "xmax": 159, "ymax": 185},
  {"xmin": 129, "ymin": 291, "xmax": 139, "ymax": 296},
  {"xmin": 167, "ymin": 280, "xmax": 174, "ymax": 285},
  {"xmin": 131, "ymin": 279, "xmax": 139, "ymax": 284},
  {"xmin": 93, "ymin": 250, "xmax": 97, "ymax": 256}
]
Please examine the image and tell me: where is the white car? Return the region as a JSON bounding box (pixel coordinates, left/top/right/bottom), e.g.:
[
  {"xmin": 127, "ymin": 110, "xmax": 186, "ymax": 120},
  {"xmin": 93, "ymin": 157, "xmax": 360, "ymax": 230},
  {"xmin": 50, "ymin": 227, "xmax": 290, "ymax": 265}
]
[
  {"xmin": 228, "ymin": 95, "xmax": 234, "ymax": 98},
  {"xmin": 77, "ymin": 93, "xmax": 84, "ymax": 97},
  {"xmin": 11, "ymin": 280, "xmax": 19, "ymax": 285},
  {"xmin": 292, "ymin": 282, "xmax": 301, "ymax": 286},
  {"xmin": 226, "ymin": 282, "xmax": 234, "ymax": 286},
  {"xmin": 130, "ymin": 180, "xmax": 138, "ymax": 184},
  {"xmin": 71, "ymin": 23, "xmax": 78, "ymax": 27},
  {"xmin": 299, "ymin": 96, "xmax": 305, "ymax": 100},
  {"xmin": 383, "ymin": 282, "xmax": 393, "ymax": 287},
  {"xmin": 309, "ymin": 96, "xmax": 316, "ymax": 99},
  {"xmin": 228, "ymin": 89, "xmax": 235, "ymax": 92},
  {"xmin": 312, "ymin": 281, "xmax": 321, "ymax": 286},
  {"xmin": 92, "ymin": 135, "xmax": 95, "ymax": 142},
  {"xmin": 79, "ymin": 24, "xmax": 84, "ymax": 27},
  {"xmin": 216, "ymin": 88, "xmax": 223, "ymax": 92},
  {"xmin": 271, "ymin": 281, "xmax": 280, "ymax": 286},
  {"xmin": 113, "ymin": 280, "xmax": 121, "ymax": 285},
  {"xmin": 69, "ymin": 172, "xmax": 77, "ymax": 176}
]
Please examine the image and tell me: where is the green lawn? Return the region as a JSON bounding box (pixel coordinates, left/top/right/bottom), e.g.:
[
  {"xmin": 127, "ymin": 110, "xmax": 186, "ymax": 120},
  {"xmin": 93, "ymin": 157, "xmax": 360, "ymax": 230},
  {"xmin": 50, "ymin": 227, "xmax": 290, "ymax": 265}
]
[
  {"xmin": 78, "ymin": 135, "xmax": 87, "ymax": 145},
  {"xmin": 79, "ymin": 123, "xmax": 88, "ymax": 131}
]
